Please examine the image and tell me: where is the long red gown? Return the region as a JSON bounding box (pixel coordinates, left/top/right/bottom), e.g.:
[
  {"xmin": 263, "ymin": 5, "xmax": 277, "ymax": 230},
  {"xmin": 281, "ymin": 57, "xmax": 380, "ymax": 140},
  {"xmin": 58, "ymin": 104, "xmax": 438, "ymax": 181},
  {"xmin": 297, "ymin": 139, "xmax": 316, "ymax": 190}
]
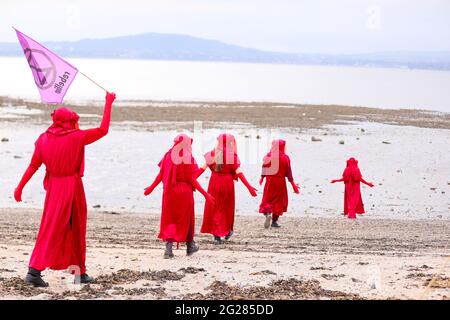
[
  {"xmin": 259, "ymin": 140, "xmax": 294, "ymax": 216},
  {"xmin": 342, "ymin": 158, "xmax": 365, "ymax": 219},
  {"xmin": 22, "ymin": 101, "xmax": 112, "ymax": 274},
  {"xmin": 200, "ymin": 146, "xmax": 240, "ymax": 237},
  {"xmin": 157, "ymin": 146, "xmax": 198, "ymax": 243}
]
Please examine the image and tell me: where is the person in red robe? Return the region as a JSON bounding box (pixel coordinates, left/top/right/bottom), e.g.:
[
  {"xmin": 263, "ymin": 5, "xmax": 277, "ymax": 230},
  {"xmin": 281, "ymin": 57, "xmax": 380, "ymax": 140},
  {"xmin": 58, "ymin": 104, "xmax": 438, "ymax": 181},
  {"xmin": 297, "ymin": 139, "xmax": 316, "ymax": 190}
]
[
  {"xmin": 331, "ymin": 157, "xmax": 374, "ymax": 219},
  {"xmin": 197, "ymin": 133, "xmax": 257, "ymax": 245},
  {"xmin": 144, "ymin": 134, "xmax": 214, "ymax": 259},
  {"xmin": 259, "ymin": 139, "xmax": 300, "ymax": 228},
  {"xmin": 14, "ymin": 92, "xmax": 116, "ymax": 287}
]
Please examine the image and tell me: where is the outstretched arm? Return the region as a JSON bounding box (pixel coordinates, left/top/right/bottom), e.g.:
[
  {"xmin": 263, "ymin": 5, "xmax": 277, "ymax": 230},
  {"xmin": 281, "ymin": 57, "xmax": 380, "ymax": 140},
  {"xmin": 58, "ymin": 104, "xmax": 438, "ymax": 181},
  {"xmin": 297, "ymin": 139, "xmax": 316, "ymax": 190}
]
[
  {"xmin": 361, "ymin": 178, "xmax": 374, "ymax": 187},
  {"xmin": 14, "ymin": 149, "xmax": 42, "ymax": 202},
  {"xmin": 144, "ymin": 171, "xmax": 162, "ymax": 196},
  {"xmin": 189, "ymin": 177, "xmax": 215, "ymax": 204},
  {"xmin": 286, "ymin": 161, "xmax": 300, "ymax": 194},
  {"xmin": 83, "ymin": 92, "xmax": 116, "ymax": 145},
  {"xmin": 194, "ymin": 163, "xmax": 207, "ymax": 179},
  {"xmin": 259, "ymin": 176, "xmax": 265, "ymax": 186},
  {"xmin": 236, "ymin": 168, "xmax": 257, "ymax": 197},
  {"xmin": 330, "ymin": 178, "xmax": 345, "ymax": 183}
]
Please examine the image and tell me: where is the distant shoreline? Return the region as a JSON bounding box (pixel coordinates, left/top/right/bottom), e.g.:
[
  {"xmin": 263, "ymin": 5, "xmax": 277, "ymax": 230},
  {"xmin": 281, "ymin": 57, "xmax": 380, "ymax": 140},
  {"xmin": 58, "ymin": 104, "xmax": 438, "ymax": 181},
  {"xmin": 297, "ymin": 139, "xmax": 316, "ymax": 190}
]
[{"xmin": 2, "ymin": 54, "xmax": 450, "ymax": 73}]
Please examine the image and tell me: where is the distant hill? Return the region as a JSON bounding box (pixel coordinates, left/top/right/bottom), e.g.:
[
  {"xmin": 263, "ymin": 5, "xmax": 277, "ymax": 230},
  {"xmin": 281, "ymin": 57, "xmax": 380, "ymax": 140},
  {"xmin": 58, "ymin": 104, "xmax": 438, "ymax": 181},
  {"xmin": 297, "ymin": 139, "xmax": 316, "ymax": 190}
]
[{"xmin": 1, "ymin": 32, "xmax": 449, "ymax": 70}]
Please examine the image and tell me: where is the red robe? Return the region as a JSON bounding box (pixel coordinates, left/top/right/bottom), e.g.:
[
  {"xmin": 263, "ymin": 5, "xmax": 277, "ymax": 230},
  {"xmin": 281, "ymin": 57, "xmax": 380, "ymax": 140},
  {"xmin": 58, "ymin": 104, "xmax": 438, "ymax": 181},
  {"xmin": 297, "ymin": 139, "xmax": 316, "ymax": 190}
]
[
  {"xmin": 259, "ymin": 140, "xmax": 293, "ymax": 216},
  {"xmin": 201, "ymin": 134, "xmax": 240, "ymax": 237},
  {"xmin": 157, "ymin": 148, "xmax": 198, "ymax": 243},
  {"xmin": 342, "ymin": 158, "xmax": 365, "ymax": 219},
  {"xmin": 20, "ymin": 103, "xmax": 112, "ymax": 274}
]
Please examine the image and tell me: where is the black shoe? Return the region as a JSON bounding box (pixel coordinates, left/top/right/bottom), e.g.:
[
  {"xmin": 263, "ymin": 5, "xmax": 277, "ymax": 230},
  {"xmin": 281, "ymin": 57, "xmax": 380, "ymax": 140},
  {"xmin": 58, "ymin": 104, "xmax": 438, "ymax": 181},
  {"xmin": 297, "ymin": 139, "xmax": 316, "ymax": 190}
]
[
  {"xmin": 75, "ymin": 274, "xmax": 95, "ymax": 284},
  {"xmin": 164, "ymin": 241, "xmax": 174, "ymax": 259},
  {"xmin": 25, "ymin": 268, "xmax": 48, "ymax": 288},
  {"xmin": 186, "ymin": 241, "xmax": 199, "ymax": 256},
  {"xmin": 225, "ymin": 231, "xmax": 234, "ymax": 241},
  {"xmin": 214, "ymin": 236, "xmax": 224, "ymax": 245},
  {"xmin": 271, "ymin": 221, "xmax": 281, "ymax": 228}
]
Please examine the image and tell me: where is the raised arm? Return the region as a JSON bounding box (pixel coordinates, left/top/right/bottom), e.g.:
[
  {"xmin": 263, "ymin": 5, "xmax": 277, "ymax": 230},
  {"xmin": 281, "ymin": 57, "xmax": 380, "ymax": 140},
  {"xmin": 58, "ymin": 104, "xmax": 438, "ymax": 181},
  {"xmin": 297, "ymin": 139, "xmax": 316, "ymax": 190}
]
[
  {"xmin": 14, "ymin": 148, "xmax": 42, "ymax": 202},
  {"xmin": 83, "ymin": 92, "xmax": 116, "ymax": 145},
  {"xmin": 330, "ymin": 178, "xmax": 345, "ymax": 183},
  {"xmin": 144, "ymin": 171, "xmax": 163, "ymax": 196}
]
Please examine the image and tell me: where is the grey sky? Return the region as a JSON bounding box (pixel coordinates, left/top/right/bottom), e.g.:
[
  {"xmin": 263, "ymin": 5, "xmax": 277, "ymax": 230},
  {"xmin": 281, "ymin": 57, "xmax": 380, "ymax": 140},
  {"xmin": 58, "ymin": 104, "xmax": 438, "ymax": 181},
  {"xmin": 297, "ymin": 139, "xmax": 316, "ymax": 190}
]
[{"xmin": 1, "ymin": 0, "xmax": 449, "ymax": 54}]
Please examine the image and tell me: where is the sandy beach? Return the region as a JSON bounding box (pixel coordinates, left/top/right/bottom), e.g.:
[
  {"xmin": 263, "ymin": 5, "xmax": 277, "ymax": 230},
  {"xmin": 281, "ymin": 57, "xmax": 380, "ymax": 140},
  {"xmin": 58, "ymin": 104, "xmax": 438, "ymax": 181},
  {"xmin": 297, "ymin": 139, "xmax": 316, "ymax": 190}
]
[
  {"xmin": 0, "ymin": 208, "xmax": 448, "ymax": 300},
  {"xmin": 0, "ymin": 96, "xmax": 449, "ymax": 299}
]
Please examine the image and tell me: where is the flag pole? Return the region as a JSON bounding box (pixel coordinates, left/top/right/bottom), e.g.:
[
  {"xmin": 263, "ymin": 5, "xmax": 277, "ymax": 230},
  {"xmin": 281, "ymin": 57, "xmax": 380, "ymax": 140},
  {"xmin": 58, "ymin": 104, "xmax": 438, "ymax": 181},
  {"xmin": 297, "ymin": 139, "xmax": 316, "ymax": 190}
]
[{"xmin": 79, "ymin": 71, "xmax": 108, "ymax": 93}]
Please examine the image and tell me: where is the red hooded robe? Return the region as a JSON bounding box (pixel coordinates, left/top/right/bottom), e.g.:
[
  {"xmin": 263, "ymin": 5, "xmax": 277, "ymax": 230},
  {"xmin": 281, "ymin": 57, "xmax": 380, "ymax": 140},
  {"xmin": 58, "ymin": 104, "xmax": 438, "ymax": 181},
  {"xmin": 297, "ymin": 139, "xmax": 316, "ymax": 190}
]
[
  {"xmin": 157, "ymin": 134, "xmax": 199, "ymax": 243},
  {"xmin": 200, "ymin": 134, "xmax": 240, "ymax": 237},
  {"xmin": 19, "ymin": 99, "xmax": 113, "ymax": 274},
  {"xmin": 342, "ymin": 158, "xmax": 365, "ymax": 219},
  {"xmin": 259, "ymin": 139, "xmax": 294, "ymax": 216}
]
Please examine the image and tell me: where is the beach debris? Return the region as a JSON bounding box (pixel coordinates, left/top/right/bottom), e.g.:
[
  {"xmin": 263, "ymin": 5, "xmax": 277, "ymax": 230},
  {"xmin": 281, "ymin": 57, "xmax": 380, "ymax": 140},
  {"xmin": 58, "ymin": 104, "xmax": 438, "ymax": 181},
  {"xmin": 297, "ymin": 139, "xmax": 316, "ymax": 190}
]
[
  {"xmin": 310, "ymin": 266, "xmax": 333, "ymax": 271},
  {"xmin": 321, "ymin": 274, "xmax": 345, "ymax": 280},
  {"xmin": 0, "ymin": 276, "xmax": 45, "ymax": 297},
  {"xmin": 382, "ymin": 141, "xmax": 391, "ymax": 144},
  {"xmin": 423, "ymin": 275, "xmax": 450, "ymax": 288},
  {"xmin": 95, "ymin": 269, "xmax": 185, "ymax": 286},
  {"xmin": 351, "ymin": 278, "xmax": 362, "ymax": 283},
  {"xmin": 339, "ymin": 140, "xmax": 345, "ymax": 145},
  {"xmin": 102, "ymin": 211, "xmax": 120, "ymax": 215},
  {"xmin": 250, "ymin": 270, "xmax": 277, "ymax": 276},
  {"xmin": 178, "ymin": 267, "xmax": 205, "ymax": 274},
  {"xmin": 360, "ymin": 128, "xmax": 365, "ymax": 132},
  {"xmin": 1, "ymin": 138, "xmax": 8, "ymax": 142},
  {"xmin": 311, "ymin": 136, "xmax": 322, "ymax": 142},
  {"xmin": 430, "ymin": 187, "xmax": 437, "ymax": 191},
  {"xmin": 182, "ymin": 278, "xmax": 362, "ymax": 300},
  {"xmin": 13, "ymin": 155, "xmax": 22, "ymax": 159},
  {"xmin": 93, "ymin": 204, "xmax": 101, "ymax": 209}
]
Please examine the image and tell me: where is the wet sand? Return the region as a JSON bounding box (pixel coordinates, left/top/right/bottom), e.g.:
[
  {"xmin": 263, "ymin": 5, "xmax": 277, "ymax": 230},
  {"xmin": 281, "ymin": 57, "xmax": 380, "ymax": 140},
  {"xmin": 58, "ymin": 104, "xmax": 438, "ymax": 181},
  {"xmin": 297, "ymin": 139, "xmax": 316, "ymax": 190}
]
[
  {"xmin": 1, "ymin": 96, "xmax": 450, "ymax": 130},
  {"xmin": 0, "ymin": 209, "xmax": 448, "ymax": 300}
]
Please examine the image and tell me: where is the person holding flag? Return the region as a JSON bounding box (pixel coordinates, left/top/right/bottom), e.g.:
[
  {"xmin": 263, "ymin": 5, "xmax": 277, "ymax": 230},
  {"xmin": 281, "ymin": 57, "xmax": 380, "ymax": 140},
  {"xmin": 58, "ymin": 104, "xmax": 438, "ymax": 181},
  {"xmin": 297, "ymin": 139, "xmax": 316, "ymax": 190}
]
[
  {"xmin": 13, "ymin": 28, "xmax": 117, "ymax": 287},
  {"xmin": 14, "ymin": 91, "xmax": 116, "ymax": 287}
]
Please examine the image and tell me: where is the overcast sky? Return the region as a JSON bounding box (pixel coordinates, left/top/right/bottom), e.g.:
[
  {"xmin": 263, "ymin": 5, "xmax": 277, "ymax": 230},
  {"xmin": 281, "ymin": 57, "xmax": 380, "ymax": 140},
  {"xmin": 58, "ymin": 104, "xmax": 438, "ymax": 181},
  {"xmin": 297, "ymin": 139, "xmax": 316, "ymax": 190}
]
[{"xmin": 1, "ymin": 0, "xmax": 449, "ymax": 54}]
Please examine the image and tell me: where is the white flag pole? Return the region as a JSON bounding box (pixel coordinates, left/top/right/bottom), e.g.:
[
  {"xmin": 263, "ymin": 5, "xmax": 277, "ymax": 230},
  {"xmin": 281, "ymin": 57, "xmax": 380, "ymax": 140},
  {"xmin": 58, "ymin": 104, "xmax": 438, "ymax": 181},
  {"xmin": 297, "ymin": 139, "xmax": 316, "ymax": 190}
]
[{"xmin": 79, "ymin": 71, "xmax": 108, "ymax": 93}]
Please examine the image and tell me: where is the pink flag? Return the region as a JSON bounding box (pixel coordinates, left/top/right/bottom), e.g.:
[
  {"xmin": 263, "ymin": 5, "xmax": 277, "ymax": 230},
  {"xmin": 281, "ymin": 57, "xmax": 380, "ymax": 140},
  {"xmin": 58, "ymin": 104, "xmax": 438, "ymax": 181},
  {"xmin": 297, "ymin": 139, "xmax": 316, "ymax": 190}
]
[{"xmin": 14, "ymin": 28, "xmax": 78, "ymax": 104}]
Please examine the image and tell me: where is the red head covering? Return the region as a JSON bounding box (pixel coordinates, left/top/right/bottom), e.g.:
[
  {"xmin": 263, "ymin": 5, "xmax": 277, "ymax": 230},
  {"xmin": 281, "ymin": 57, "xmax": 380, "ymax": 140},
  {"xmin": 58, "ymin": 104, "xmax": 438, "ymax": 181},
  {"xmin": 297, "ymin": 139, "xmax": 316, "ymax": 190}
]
[
  {"xmin": 263, "ymin": 139, "xmax": 286, "ymax": 163},
  {"xmin": 160, "ymin": 134, "xmax": 194, "ymax": 190},
  {"xmin": 343, "ymin": 157, "xmax": 362, "ymax": 182},
  {"xmin": 46, "ymin": 107, "xmax": 79, "ymax": 136},
  {"xmin": 209, "ymin": 133, "xmax": 237, "ymax": 164},
  {"xmin": 262, "ymin": 139, "xmax": 287, "ymax": 175}
]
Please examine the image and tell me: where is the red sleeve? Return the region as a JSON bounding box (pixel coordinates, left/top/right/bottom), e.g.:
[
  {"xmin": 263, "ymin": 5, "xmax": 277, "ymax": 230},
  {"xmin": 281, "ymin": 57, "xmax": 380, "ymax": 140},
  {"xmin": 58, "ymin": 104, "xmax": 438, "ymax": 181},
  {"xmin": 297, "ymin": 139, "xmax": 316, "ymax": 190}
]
[
  {"xmin": 16, "ymin": 145, "xmax": 42, "ymax": 190},
  {"xmin": 285, "ymin": 155, "xmax": 294, "ymax": 182},
  {"xmin": 82, "ymin": 95, "xmax": 113, "ymax": 145},
  {"xmin": 234, "ymin": 154, "xmax": 241, "ymax": 171}
]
